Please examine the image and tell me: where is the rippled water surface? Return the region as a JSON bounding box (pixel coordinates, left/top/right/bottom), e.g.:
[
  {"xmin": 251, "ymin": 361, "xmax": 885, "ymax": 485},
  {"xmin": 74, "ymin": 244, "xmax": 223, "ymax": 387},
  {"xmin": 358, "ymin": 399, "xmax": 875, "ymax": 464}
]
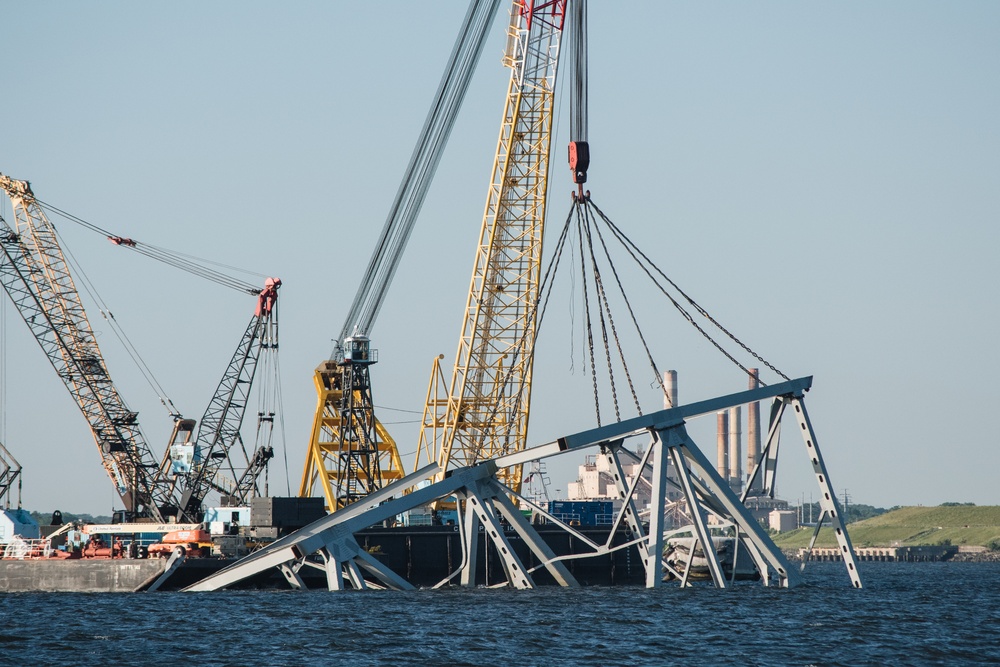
[{"xmin": 2, "ymin": 562, "xmax": 998, "ymax": 666}]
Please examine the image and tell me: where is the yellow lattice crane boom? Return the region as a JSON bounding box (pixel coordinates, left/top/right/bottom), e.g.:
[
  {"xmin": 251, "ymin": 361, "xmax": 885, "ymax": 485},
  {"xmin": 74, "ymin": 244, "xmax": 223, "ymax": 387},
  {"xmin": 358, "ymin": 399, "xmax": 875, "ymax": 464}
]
[{"xmin": 415, "ymin": 0, "xmax": 568, "ymax": 492}]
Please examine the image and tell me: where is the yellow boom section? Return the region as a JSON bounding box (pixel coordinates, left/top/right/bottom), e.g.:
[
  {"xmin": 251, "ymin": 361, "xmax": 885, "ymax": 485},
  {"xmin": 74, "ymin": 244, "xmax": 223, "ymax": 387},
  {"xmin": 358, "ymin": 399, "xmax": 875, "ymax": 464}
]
[{"xmin": 416, "ymin": 1, "xmax": 566, "ymax": 493}]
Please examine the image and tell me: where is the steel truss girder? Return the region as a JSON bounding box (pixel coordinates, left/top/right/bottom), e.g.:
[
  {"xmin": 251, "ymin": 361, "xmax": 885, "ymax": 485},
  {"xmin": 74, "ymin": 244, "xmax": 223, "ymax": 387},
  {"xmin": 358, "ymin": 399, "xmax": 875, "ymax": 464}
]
[
  {"xmin": 789, "ymin": 396, "xmax": 863, "ymax": 587},
  {"xmin": 458, "ymin": 481, "xmax": 534, "ymax": 589},
  {"xmin": 457, "ymin": 476, "xmax": 578, "ymax": 588},
  {"xmin": 607, "ymin": 425, "xmax": 794, "ymax": 589},
  {"xmin": 186, "ymin": 376, "xmax": 860, "ymax": 591}
]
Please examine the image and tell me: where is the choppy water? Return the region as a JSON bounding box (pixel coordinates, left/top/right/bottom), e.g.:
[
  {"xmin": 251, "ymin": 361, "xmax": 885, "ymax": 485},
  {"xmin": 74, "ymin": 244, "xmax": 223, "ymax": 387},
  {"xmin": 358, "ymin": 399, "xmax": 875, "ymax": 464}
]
[{"xmin": 1, "ymin": 561, "xmax": 998, "ymax": 666}]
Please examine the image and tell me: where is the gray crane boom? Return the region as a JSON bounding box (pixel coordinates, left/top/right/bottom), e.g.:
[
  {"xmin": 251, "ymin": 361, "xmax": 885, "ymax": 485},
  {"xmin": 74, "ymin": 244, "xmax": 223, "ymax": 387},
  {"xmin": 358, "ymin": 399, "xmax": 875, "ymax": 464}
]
[{"xmin": 336, "ymin": 0, "xmax": 502, "ymax": 351}]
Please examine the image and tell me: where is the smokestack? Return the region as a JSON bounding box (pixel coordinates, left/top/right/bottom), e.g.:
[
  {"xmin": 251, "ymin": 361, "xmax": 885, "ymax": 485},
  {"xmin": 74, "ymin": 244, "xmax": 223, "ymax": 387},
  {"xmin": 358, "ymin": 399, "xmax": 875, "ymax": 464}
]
[
  {"xmin": 716, "ymin": 411, "xmax": 729, "ymax": 479},
  {"xmin": 663, "ymin": 370, "xmax": 677, "ymax": 409},
  {"xmin": 728, "ymin": 405, "xmax": 742, "ymax": 493},
  {"xmin": 747, "ymin": 369, "xmax": 761, "ymax": 495}
]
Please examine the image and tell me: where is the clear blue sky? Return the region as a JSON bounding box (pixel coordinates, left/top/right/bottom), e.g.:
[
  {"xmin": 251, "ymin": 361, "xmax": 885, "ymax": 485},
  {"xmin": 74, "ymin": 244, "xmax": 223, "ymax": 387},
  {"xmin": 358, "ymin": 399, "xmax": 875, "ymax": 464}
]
[{"xmin": 1, "ymin": 2, "xmax": 998, "ymax": 515}]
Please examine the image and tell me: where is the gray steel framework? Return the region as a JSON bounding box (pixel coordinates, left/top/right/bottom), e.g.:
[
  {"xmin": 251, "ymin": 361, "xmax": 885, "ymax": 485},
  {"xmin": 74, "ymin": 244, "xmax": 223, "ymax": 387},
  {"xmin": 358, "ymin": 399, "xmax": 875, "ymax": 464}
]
[
  {"xmin": 186, "ymin": 376, "xmax": 862, "ymax": 592},
  {"xmin": 0, "ymin": 177, "xmax": 174, "ymax": 519},
  {"xmin": 177, "ymin": 310, "xmax": 277, "ymax": 519},
  {"xmin": 0, "ymin": 441, "xmax": 22, "ymax": 508}
]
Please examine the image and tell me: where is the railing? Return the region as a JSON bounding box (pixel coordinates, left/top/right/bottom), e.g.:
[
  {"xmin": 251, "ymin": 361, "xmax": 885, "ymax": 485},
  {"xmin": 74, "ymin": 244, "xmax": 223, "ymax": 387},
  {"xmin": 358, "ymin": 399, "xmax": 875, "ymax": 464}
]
[{"xmin": 1, "ymin": 537, "xmax": 54, "ymax": 559}]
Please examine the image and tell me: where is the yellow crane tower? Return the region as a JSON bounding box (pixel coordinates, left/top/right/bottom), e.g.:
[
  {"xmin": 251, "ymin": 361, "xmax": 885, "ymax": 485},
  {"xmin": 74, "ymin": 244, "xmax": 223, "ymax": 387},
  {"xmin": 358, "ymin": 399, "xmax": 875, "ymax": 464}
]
[{"xmin": 415, "ymin": 0, "xmax": 569, "ymax": 493}]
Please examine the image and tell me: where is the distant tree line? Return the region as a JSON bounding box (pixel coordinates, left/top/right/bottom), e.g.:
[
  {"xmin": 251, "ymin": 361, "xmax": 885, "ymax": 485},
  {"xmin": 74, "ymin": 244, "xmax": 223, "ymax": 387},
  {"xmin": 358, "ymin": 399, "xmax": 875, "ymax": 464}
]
[{"xmin": 28, "ymin": 510, "xmax": 112, "ymax": 525}]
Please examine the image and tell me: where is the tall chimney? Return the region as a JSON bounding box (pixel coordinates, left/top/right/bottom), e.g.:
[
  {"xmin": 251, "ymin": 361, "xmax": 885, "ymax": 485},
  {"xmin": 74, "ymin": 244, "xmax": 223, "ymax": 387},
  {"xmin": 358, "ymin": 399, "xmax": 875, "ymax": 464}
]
[
  {"xmin": 716, "ymin": 411, "xmax": 729, "ymax": 479},
  {"xmin": 728, "ymin": 405, "xmax": 742, "ymax": 493},
  {"xmin": 663, "ymin": 370, "xmax": 677, "ymax": 409},
  {"xmin": 747, "ymin": 369, "xmax": 761, "ymax": 495}
]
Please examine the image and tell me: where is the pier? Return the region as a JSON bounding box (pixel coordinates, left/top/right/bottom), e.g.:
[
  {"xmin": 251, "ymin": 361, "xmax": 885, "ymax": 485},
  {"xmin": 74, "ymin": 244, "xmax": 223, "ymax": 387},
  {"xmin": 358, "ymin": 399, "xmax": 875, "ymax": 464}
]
[{"xmin": 799, "ymin": 546, "xmax": 958, "ymax": 562}]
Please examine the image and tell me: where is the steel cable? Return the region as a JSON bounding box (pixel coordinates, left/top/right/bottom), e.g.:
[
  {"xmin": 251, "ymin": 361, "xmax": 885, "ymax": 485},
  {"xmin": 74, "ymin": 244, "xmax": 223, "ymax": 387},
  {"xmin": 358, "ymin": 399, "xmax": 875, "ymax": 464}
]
[
  {"xmin": 339, "ymin": 0, "xmax": 502, "ymax": 346},
  {"xmin": 586, "ymin": 197, "xmax": 790, "ymax": 384}
]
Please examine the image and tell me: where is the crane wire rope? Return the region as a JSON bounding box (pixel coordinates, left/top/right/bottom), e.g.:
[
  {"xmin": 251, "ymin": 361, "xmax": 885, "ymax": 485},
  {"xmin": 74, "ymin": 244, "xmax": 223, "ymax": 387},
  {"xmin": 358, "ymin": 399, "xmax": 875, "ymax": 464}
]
[
  {"xmin": 50, "ymin": 223, "xmax": 183, "ymax": 417},
  {"xmin": 274, "ymin": 354, "xmax": 291, "ymax": 496},
  {"xmin": 34, "ymin": 198, "xmax": 262, "ymax": 295},
  {"xmin": 338, "ymin": 0, "xmax": 502, "ymax": 346},
  {"xmin": 582, "ymin": 198, "xmax": 670, "ymax": 407},
  {"xmin": 251, "ymin": 307, "xmax": 281, "ymax": 495},
  {"xmin": 575, "ymin": 204, "xmax": 603, "ymax": 425},
  {"xmin": 579, "ymin": 199, "xmax": 643, "ymax": 419},
  {"xmin": 482, "ymin": 190, "xmax": 791, "ymax": 439},
  {"xmin": 9, "ymin": 190, "xmax": 287, "ymax": 505},
  {"xmin": 569, "ymin": 0, "xmax": 588, "ymax": 144},
  {"xmin": 586, "ymin": 197, "xmax": 790, "ymax": 384}
]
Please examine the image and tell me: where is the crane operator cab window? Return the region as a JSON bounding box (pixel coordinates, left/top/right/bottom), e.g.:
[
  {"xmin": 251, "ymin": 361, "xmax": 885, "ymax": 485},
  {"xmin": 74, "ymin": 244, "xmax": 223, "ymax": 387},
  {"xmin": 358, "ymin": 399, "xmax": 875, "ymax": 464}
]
[{"xmin": 345, "ymin": 336, "xmax": 369, "ymax": 363}]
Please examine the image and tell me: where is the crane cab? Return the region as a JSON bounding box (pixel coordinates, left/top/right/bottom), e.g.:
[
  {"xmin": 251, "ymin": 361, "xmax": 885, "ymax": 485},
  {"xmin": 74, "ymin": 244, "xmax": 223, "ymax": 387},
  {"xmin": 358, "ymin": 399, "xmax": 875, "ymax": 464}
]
[{"xmin": 342, "ymin": 336, "xmax": 377, "ymax": 365}]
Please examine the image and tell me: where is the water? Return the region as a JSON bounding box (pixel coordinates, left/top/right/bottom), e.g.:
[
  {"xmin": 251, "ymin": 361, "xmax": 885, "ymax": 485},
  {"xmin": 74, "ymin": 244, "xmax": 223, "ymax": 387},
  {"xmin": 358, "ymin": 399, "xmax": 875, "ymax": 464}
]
[{"xmin": 1, "ymin": 562, "xmax": 998, "ymax": 666}]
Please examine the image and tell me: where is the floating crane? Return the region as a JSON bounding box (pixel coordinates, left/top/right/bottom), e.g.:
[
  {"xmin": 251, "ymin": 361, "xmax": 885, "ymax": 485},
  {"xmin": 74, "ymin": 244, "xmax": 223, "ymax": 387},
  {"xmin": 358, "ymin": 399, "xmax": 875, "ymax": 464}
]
[
  {"xmin": 0, "ymin": 174, "xmax": 175, "ymax": 519},
  {"xmin": 414, "ymin": 0, "xmax": 569, "ymax": 493},
  {"xmin": 1, "ymin": 172, "xmax": 282, "ymax": 521}
]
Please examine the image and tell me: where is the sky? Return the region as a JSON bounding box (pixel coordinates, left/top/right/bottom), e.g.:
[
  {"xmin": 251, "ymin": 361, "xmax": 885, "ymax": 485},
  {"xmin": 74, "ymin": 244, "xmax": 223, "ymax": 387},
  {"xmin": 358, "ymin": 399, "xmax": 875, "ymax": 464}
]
[{"xmin": 1, "ymin": 1, "xmax": 998, "ymax": 516}]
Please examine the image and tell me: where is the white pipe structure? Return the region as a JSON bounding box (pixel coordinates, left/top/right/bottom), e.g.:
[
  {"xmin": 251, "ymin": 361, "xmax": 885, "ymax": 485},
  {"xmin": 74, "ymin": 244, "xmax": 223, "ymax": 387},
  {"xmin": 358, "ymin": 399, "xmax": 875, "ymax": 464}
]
[
  {"xmin": 728, "ymin": 405, "xmax": 742, "ymax": 493},
  {"xmin": 184, "ymin": 376, "xmax": 862, "ymax": 592},
  {"xmin": 716, "ymin": 411, "xmax": 729, "ymax": 479}
]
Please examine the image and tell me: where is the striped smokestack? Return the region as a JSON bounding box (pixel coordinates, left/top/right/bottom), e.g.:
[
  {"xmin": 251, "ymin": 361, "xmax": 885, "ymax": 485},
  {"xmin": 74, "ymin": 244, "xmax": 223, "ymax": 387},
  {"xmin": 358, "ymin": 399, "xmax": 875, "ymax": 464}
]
[
  {"xmin": 663, "ymin": 370, "xmax": 677, "ymax": 409},
  {"xmin": 747, "ymin": 369, "xmax": 762, "ymax": 495}
]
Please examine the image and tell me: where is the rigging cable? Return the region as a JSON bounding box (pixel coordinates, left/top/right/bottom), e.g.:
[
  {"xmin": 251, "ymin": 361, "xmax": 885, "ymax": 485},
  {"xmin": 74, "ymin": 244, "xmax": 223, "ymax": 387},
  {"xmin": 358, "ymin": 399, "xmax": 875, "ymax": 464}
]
[
  {"xmin": 583, "ymin": 199, "xmax": 666, "ymax": 408},
  {"xmin": 35, "ymin": 198, "xmax": 262, "ymax": 295},
  {"xmin": 580, "ymin": 200, "xmax": 642, "ymax": 417},
  {"xmin": 339, "ymin": 0, "xmax": 502, "ymax": 346},
  {"xmin": 586, "ymin": 197, "xmax": 790, "ymax": 383},
  {"xmin": 575, "ymin": 202, "xmax": 602, "ymax": 425},
  {"xmin": 51, "ymin": 225, "xmax": 182, "ymax": 417}
]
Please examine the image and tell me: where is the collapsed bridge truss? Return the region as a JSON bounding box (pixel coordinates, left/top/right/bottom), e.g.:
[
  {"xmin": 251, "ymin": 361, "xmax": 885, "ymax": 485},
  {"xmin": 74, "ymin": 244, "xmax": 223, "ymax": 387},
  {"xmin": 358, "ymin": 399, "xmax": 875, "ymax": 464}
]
[{"xmin": 187, "ymin": 376, "xmax": 862, "ymax": 592}]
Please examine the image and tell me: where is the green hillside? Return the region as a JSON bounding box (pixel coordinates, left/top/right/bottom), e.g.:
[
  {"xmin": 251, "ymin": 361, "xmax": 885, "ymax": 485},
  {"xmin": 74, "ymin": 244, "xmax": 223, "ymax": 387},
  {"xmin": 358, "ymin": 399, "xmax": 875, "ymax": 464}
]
[{"xmin": 771, "ymin": 505, "xmax": 1000, "ymax": 549}]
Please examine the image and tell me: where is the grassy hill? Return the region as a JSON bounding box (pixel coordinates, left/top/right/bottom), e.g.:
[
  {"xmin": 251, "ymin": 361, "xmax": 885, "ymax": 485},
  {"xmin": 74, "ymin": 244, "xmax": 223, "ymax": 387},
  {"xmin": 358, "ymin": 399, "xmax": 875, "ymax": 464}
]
[{"xmin": 771, "ymin": 506, "xmax": 1000, "ymax": 549}]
